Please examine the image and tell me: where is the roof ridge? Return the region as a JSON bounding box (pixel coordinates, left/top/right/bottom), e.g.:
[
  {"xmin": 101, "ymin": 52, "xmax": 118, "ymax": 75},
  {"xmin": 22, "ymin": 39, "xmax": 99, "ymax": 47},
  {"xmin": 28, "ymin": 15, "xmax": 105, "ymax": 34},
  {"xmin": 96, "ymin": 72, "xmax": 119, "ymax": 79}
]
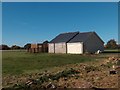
[
  {"xmin": 60, "ymin": 31, "xmax": 94, "ymax": 34},
  {"xmin": 79, "ymin": 31, "xmax": 94, "ymax": 34},
  {"xmin": 61, "ymin": 31, "xmax": 79, "ymax": 34}
]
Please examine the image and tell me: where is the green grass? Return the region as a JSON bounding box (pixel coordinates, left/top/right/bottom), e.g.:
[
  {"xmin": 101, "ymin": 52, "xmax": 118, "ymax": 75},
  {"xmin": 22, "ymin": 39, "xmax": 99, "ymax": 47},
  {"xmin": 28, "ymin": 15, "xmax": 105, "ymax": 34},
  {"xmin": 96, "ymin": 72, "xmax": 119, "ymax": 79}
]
[
  {"xmin": 104, "ymin": 49, "xmax": 120, "ymax": 53},
  {"xmin": 2, "ymin": 51, "xmax": 101, "ymax": 75}
]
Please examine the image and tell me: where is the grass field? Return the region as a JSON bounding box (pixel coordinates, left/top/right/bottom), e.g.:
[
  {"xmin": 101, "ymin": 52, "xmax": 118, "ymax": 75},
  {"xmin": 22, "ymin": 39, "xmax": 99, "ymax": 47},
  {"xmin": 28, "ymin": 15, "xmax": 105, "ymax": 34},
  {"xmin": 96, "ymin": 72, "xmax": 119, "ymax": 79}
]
[
  {"xmin": 104, "ymin": 49, "xmax": 120, "ymax": 53},
  {"xmin": 2, "ymin": 51, "xmax": 119, "ymax": 88},
  {"xmin": 2, "ymin": 51, "xmax": 105, "ymax": 75}
]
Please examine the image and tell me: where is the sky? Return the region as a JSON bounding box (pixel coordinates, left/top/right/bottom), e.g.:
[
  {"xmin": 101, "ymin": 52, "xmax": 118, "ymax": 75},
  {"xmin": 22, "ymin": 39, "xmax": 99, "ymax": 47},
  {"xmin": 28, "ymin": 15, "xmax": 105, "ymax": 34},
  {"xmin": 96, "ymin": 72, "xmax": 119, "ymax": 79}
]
[
  {"xmin": 0, "ymin": 2, "xmax": 2, "ymax": 45},
  {"xmin": 2, "ymin": 2, "xmax": 118, "ymax": 47}
]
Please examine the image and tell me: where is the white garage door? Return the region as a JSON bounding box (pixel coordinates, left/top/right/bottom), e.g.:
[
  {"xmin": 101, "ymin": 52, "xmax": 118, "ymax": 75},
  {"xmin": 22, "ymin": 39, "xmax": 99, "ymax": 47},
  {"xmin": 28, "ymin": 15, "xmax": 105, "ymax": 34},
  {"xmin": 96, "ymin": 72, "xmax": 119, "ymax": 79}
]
[{"xmin": 67, "ymin": 42, "xmax": 83, "ymax": 54}]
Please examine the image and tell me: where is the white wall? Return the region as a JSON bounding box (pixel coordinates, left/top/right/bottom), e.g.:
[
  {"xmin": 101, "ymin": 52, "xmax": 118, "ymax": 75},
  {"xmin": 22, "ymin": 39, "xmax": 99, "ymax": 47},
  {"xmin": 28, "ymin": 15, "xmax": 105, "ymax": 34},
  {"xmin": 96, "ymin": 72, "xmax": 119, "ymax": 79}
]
[
  {"xmin": 55, "ymin": 42, "xmax": 66, "ymax": 53},
  {"xmin": 67, "ymin": 42, "xmax": 83, "ymax": 54},
  {"xmin": 48, "ymin": 43, "xmax": 54, "ymax": 53}
]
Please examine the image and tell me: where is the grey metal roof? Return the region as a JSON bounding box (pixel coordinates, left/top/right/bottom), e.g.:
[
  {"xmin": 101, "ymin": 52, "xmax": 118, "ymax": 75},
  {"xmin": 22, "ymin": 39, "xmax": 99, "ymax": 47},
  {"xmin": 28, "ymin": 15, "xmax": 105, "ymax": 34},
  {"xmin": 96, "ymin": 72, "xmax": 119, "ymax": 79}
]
[
  {"xmin": 50, "ymin": 32, "xmax": 79, "ymax": 43},
  {"xmin": 68, "ymin": 32, "xmax": 93, "ymax": 43},
  {"xmin": 50, "ymin": 31, "xmax": 104, "ymax": 43}
]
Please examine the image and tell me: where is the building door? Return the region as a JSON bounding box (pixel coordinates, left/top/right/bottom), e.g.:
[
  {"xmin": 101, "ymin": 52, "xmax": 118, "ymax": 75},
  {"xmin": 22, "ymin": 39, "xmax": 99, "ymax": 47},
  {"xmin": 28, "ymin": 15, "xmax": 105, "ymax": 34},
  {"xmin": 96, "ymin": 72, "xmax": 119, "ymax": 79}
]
[{"xmin": 67, "ymin": 42, "xmax": 83, "ymax": 54}]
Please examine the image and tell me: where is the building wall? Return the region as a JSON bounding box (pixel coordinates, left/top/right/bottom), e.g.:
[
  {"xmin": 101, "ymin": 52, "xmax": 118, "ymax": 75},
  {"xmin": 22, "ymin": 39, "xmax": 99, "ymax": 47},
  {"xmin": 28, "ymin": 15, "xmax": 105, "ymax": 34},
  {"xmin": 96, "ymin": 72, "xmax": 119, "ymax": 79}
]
[
  {"xmin": 84, "ymin": 33, "xmax": 104, "ymax": 53},
  {"xmin": 43, "ymin": 43, "xmax": 48, "ymax": 52},
  {"xmin": 67, "ymin": 42, "xmax": 83, "ymax": 54},
  {"xmin": 48, "ymin": 43, "xmax": 54, "ymax": 53},
  {"xmin": 30, "ymin": 44, "xmax": 42, "ymax": 53},
  {"xmin": 55, "ymin": 42, "xmax": 66, "ymax": 53}
]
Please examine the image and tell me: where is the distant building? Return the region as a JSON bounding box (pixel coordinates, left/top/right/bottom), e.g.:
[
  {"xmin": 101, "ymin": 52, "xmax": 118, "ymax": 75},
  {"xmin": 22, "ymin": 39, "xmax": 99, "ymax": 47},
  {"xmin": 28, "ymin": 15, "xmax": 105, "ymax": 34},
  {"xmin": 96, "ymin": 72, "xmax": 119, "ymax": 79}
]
[
  {"xmin": 48, "ymin": 31, "xmax": 104, "ymax": 54},
  {"xmin": 28, "ymin": 41, "xmax": 48, "ymax": 53}
]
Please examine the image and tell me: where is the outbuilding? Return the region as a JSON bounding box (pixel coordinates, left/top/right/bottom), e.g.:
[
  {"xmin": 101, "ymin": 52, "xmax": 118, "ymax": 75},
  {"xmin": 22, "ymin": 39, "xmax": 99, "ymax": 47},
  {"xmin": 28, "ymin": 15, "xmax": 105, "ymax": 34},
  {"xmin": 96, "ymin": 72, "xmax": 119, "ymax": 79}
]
[
  {"xmin": 28, "ymin": 41, "xmax": 48, "ymax": 53},
  {"xmin": 49, "ymin": 31, "xmax": 104, "ymax": 54}
]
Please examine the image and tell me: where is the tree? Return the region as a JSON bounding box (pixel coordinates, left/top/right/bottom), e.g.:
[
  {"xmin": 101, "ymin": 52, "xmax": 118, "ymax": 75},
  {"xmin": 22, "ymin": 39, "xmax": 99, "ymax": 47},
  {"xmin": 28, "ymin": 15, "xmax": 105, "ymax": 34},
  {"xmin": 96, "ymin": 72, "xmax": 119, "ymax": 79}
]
[
  {"xmin": 11, "ymin": 45, "xmax": 21, "ymax": 50},
  {"xmin": 43, "ymin": 40, "xmax": 49, "ymax": 44},
  {"xmin": 0, "ymin": 44, "xmax": 10, "ymax": 50},
  {"xmin": 105, "ymin": 39, "xmax": 118, "ymax": 49},
  {"xmin": 24, "ymin": 43, "xmax": 31, "ymax": 49}
]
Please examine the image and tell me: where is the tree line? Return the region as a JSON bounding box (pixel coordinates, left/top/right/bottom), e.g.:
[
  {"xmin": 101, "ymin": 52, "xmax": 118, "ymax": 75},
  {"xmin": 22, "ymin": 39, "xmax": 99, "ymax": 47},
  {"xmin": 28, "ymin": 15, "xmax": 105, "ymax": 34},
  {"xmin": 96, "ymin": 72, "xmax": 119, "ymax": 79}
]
[
  {"xmin": 0, "ymin": 39, "xmax": 119, "ymax": 50},
  {"xmin": 0, "ymin": 45, "xmax": 23, "ymax": 50},
  {"xmin": 0, "ymin": 41, "xmax": 49, "ymax": 50}
]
